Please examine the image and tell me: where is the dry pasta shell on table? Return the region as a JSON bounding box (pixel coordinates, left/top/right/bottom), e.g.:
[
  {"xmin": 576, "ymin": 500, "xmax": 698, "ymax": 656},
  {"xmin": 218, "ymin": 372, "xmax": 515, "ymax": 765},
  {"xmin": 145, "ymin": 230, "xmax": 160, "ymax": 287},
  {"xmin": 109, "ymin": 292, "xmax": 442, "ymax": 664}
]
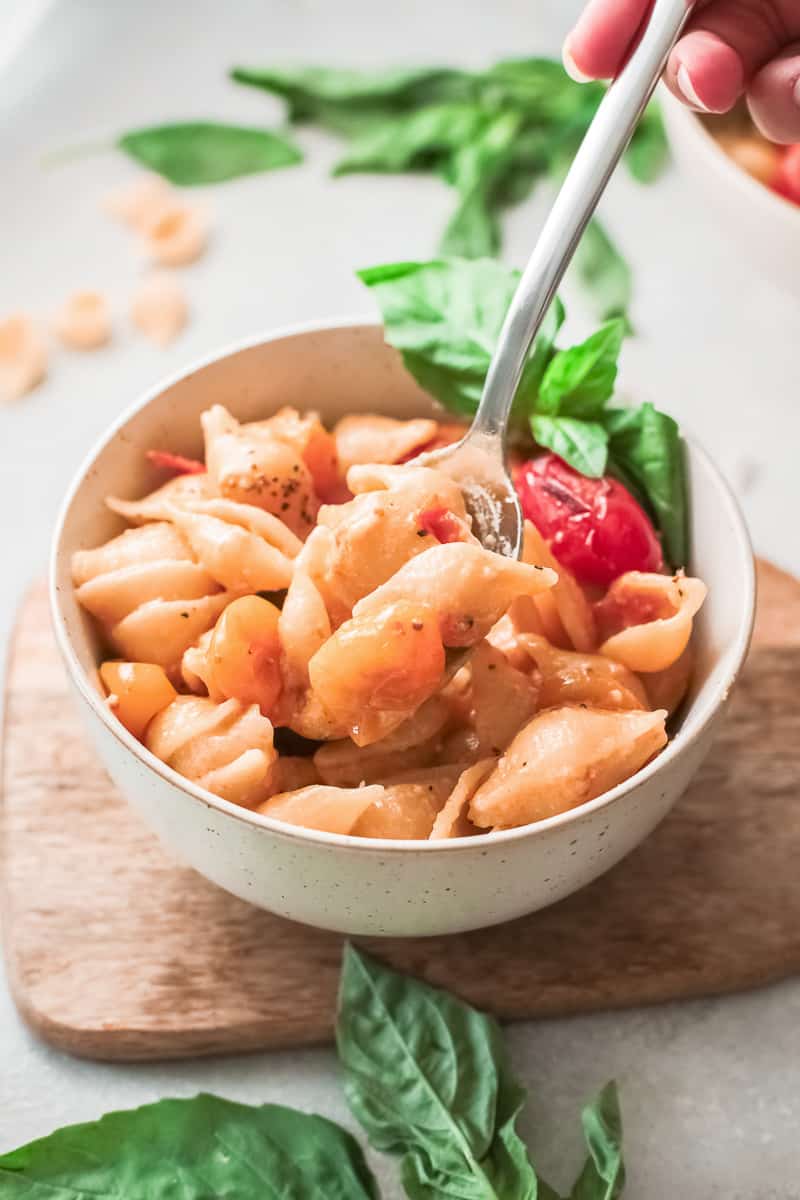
[
  {"xmin": 145, "ymin": 695, "xmax": 277, "ymax": 809},
  {"xmin": 0, "ymin": 315, "xmax": 47, "ymax": 401},
  {"xmin": 131, "ymin": 273, "xmax": 188, "ymax": 346},
  {"xmin": 333, "ymin": 414, "xmax": 438, "ymax": 473},
  {"xmin": 518, "ymin": 634, "xmax": 649, "ymax": 711},
  {"xmin": 104, "ymin": 173, "xmax": 174, "ymax": 230},
  {"xmin": 142, "ymin": 201, "xmax": 209, "ymax": 267},
  {"xmin": 54, "ymin": 291, "xmax": 112, "ymax": 350},
  {"xmin": 596, "ymin": 572, "xmax": 708, "ymax": 673},
  {"xmin": 469, "ymin": 705, "xmax": 668, "ymax": 831},
  {"xmin": 258, "ymin": 784, "xmax": 384, "ymax": 836}
]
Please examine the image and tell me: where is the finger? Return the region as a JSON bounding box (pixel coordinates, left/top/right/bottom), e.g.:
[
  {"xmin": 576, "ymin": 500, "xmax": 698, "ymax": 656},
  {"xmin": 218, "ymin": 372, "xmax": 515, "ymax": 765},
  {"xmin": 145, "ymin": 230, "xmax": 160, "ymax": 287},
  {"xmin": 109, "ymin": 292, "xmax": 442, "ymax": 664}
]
[
  {"xmin": 665, "ymin": 30, "xmax": 746, "ymax": 112},
  {"xmin": 666, "ymin": 0, "xmax": 800, "ymax": 113},
  {"xmin": 563, "ymin": 0, "xmax": 652, "ymax": 81},
  {"xmin": 748, "ymin": 43, "xmax": 800, "ymax": 142}
]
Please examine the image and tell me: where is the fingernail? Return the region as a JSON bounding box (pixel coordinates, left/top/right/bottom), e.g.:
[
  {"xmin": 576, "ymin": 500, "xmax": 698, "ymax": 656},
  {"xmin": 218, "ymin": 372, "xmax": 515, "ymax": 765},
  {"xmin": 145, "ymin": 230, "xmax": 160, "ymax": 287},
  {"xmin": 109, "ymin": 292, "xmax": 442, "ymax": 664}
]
[
  {"xmin": 562, "ymin": 40, "xmax": 592, "ymax": 84},
  {"xmin": 793, "ymin": 76, "xmax": 800, "ymax": 107},
  {"xmin": 676, "ymin": 63, "xmax": 710, "ymax": 111}
]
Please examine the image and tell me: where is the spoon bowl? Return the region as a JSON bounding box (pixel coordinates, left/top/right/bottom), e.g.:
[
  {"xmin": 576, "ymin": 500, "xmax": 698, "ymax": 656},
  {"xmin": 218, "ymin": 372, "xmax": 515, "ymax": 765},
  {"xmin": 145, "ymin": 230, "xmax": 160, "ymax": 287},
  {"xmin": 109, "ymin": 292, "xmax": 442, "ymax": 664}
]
[{"xmin": 414, "ymin": 431, "xmax": 523, "ymax": 559}]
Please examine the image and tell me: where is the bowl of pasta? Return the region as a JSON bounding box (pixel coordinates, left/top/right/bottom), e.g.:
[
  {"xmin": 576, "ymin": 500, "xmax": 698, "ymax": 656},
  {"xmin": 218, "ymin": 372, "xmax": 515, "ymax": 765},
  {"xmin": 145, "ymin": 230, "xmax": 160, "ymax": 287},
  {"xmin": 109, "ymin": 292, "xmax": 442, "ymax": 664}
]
[{"xmin": 51, "ymin": 316, "xmax": 754, "ymax": 936}]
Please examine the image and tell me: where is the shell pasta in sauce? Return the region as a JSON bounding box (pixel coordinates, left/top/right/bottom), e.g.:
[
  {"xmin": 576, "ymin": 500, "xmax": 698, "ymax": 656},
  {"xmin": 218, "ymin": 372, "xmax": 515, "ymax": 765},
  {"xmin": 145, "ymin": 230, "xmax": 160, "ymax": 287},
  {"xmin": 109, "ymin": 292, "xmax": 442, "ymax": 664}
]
[{"xmin": 72, "ymin": 405, "xmax": 707, "ymax": 840}]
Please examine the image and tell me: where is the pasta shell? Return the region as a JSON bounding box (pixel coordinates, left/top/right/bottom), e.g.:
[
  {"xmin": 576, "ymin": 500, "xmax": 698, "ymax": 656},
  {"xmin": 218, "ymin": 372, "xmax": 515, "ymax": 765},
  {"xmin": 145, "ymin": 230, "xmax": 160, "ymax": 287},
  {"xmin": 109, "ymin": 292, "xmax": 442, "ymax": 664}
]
[
  {"xmin": 519, "ymin": 635, "xmax": 648, "ymax": 711},
  {"xmin": 54, "ymin": 290, "xmax": 112, "ymax": 350},
  {"xmin": 108, "ymin": 474, "xmax": 213, "ymax": 524},
  {"xmin": 143, "ymin": 202, "xmax": 209, "ymax": 267},
  {"xmin": 0, "ymin": 315, "xmax": 47, "ymax": 401},
  {"xmin": 353, "ymin": 542, "xmax": 557, "ymax": 646},
  {"xmin": 522, "ymin": 520, "xmax": 597, "ymax": 651},
  {"xmin": 597, "ymin": 572, "xmax": 707, "ymax": 673},
  {"xmin": 146, "ymin": 695, "xmax": 277, "ymax": 809},
  {"xmin": 333, "ymin": 414, "xmax": 438, "ymax": 473},
  {"xmin": 430, "ymin": 759, "xmax": 496, "ymax": 840},
  {"xmin": 202, "ymin": 404, "xmax": 317, "ymax": 537},
  {"xmin": 130, "ymin": 273, "xmax": 188, "ymax": 346},
  {"xmin": 104, "ymin": 174, "xmax": 173, "ymax": 230},
  {"xmin": 353, "ymin": 765, "xmax": 462, "ymax": 840},
  {"xmin": 469, "ymin": 705, "xmax": 668, "ymax": 829},
  {"xmin": 258, "ymin": 784, "xmax": 384, "ymax": 835}
]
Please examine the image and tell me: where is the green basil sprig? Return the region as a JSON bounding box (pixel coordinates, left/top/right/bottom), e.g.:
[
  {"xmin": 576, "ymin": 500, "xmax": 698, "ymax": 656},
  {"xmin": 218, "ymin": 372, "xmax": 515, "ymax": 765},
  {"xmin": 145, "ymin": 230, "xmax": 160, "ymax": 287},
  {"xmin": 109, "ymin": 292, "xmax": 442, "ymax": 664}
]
[
  {"xmin": 360, "ymin": 256, "xmax": 688, "ymax": 566},
  {"xmin": 0, "ymin": 947, "xmax": 627, "ymax": 1199},
  {"xmin": 119, "ymin": 121, "xmax": 302, "ymax": 184},
  {"xmin": 336, "ymin": 943, "xmax": 538, "ymax": 1199},
  {"xmin": 0, "ymin": 1094, "xmax": 379, "ymax": 1198},
  {"xmin": 232, "ymin": 58, "xmax": 668, "ymax": 318}
]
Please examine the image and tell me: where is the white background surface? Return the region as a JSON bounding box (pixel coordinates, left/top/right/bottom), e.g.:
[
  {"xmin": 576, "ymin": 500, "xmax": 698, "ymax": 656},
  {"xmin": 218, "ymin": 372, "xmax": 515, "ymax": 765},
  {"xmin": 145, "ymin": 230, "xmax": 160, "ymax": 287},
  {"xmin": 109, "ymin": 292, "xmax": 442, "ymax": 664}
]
[{"xmin": 1, "ymin": 1, "xmax": 798, "ymax": 1196}]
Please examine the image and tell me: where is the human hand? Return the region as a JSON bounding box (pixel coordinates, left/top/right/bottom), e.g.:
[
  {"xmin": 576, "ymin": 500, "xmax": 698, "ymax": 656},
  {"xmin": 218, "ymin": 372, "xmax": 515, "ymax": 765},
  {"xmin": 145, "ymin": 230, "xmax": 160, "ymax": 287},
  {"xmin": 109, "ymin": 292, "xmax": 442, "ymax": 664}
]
[{"xmin": 563, "ymin": 0, "xmax": 800, "ymax": 143}]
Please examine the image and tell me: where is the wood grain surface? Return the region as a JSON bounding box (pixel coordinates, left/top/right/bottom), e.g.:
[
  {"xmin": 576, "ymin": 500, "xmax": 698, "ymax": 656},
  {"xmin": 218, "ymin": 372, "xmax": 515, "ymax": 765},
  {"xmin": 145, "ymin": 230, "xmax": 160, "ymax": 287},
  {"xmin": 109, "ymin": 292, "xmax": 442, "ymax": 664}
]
[{"xmin": 2, "ymin": 562, "xmax": 799, "ymax": 1062}]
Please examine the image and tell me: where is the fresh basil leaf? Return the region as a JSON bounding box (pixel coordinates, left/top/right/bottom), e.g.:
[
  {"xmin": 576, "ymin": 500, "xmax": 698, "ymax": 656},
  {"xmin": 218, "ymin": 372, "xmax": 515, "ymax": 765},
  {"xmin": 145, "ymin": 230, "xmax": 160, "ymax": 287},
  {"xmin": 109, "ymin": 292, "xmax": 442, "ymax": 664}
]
[
  {"xmin": 538, "ymin": 318, "xmax": 625, "ymax": 419},
  {"xmin": 0, "ymin": 1094, "xmax": 379, "ymax": 1198},
  {"xmin": 231, "ymin": 64, "xmax": 473, "ymax": 123},
  {"xmin": 572, "ymin": 220, "xmax": 632, "ymax": 323},
  {"xmin": 334, "ymin": 103, "xmax": 487, "ymax": 176},
  {"xmin": 439, "ymin": 110, "xmax": 523, "ymax": 258},
  {"xmin": 625, "ymin": 102, "xmax": 669, "ymax": 183},
  {"xmin": 531, "ymin": 415, "xmax": 609, "ymax": 477},
  {"xmin": 568, "ymin": 1082, "xmax": 625, "ymax": 1200},
  {"xmin": 358, "ymin": 257, "xmax": 520, "ymax": 417},
  {"xmin": 118, "ymin": 122, "xmax": 302, "ymax": 185},
  {"xmin": 604, "ymin": 402, "xmax": 687, "ymax": 566},
  {"xmin": 337, "ymin": 944, "xmax": 538, "ymax": 1200}
]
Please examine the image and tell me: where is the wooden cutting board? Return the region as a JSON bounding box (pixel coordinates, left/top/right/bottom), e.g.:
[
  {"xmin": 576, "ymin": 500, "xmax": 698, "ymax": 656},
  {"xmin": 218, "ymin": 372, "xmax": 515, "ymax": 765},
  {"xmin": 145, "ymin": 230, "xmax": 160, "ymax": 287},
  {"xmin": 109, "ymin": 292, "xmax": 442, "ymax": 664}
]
[{"xmin": 2, "ymin": 562, "xmax": 799, "ymax": 1062}]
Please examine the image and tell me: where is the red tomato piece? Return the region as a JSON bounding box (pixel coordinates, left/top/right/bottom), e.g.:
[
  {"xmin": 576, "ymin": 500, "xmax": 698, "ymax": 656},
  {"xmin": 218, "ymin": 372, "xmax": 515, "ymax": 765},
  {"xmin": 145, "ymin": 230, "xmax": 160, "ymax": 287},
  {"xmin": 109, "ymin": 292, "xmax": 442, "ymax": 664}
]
[
  {"xmin": 418, "ymin": 506, "xmax": 468, "ymax": 544},
  {"xmin": 514, "ymin": 453, "xmax": 663, "ymax": 587},
  {"xmin": 146, "ymin": 449, "xmax": 206, "ymax": 475}
]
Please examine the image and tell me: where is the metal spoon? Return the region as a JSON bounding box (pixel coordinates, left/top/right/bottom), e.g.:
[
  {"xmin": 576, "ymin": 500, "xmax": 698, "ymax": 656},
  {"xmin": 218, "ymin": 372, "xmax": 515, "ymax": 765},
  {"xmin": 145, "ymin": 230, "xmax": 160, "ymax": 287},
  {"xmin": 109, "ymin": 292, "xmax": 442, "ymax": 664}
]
[{"xmin": 416, "ymin": 0, "xmax": 694, "ymax": 558}]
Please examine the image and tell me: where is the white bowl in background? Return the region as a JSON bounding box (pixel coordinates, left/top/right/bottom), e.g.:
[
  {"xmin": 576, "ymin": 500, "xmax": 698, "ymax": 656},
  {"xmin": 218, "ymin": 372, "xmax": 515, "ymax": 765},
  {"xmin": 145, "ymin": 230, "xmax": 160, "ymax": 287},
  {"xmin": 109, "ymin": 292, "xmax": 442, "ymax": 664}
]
[
  {"xmin": 662, "ymin": 90, "xmax": 800, "ymax": 292},
  {"xmin": 50, "ymin": 320, "xmax": 755, "ymax": 937}
]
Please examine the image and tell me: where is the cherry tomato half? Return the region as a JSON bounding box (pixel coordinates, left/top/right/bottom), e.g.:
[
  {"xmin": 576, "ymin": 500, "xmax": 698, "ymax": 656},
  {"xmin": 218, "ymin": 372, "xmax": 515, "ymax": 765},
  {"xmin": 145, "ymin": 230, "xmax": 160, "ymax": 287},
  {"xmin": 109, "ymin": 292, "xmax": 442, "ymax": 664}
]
[{"xmin": 514, "ymin": 454, "xmax": 663, "ymax": 587}]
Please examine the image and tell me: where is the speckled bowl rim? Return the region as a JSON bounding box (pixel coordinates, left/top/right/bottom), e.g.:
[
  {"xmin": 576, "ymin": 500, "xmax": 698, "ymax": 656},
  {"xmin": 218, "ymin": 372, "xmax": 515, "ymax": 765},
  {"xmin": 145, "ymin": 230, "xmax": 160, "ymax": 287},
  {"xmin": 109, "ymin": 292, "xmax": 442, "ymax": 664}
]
[{"xmin": 50, "ymin": 317, "xmax": 756, "ymax": 855}]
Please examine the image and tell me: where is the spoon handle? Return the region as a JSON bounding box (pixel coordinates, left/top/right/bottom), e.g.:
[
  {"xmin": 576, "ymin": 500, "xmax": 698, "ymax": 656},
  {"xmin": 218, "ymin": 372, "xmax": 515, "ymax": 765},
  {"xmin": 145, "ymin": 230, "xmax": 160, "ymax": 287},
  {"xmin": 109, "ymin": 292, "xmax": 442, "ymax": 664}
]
[{"xmin": 471, "ymin": 0, "xmax": 694, "ymax": 442}]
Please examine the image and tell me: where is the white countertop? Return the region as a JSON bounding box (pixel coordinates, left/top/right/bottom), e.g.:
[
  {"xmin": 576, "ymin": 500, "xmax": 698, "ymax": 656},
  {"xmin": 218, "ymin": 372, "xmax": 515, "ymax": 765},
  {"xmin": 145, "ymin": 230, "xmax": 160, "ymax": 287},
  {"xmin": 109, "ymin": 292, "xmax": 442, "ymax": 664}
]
[{"xmin": 1, "ymin": 1, "xmax": 798, "ymax": 1195}]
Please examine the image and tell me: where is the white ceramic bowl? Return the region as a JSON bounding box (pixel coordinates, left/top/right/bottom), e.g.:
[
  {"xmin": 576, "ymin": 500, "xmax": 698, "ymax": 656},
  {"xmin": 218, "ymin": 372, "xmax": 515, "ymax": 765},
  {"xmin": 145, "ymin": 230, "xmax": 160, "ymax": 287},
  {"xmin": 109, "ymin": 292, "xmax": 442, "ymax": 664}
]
[
  {"xmin": 50, "ymin": 320, "xmax": 755, "ymax": 937},
  {"xmin": 662, "ymin": 90, "xmax": 800, "ymax": 292}
]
